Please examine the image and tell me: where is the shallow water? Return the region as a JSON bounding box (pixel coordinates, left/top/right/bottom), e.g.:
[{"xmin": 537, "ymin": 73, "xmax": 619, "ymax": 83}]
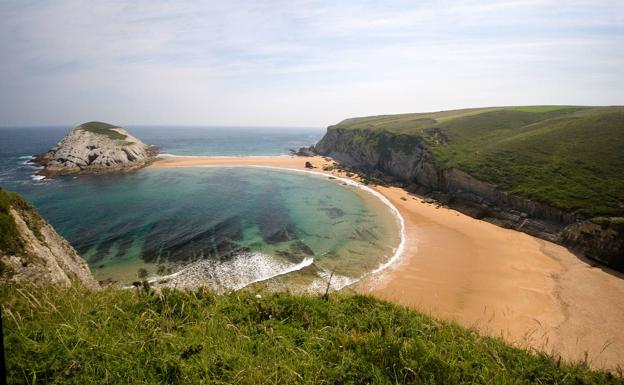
[
  {"xmin": 19, "ymin": 167, "xmax": 401, "ymax": 290},
  {"xmin": 0, "ymin": 126, "xmax": 400, "ymax": 291}
]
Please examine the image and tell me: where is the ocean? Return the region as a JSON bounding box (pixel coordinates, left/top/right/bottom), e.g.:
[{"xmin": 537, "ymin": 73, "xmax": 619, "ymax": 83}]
[{"xmin": 0, "ymin": 126, "xmax": 401, "ymax": 291}]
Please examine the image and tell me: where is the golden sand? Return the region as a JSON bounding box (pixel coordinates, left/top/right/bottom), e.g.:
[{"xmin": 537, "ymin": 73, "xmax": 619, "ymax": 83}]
[{"xmin": 150, "ymin": 155, "xmax": 624, "ymax": 370}]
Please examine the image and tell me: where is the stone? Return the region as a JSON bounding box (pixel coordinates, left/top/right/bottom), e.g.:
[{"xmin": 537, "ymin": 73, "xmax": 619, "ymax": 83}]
[{"xmin": 33, "ymin": 121, "xmax": 158, "ymax": 177}]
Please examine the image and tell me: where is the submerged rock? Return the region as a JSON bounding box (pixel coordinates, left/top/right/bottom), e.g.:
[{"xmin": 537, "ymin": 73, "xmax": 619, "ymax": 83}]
[{"xmin": 33, "ymin": 121, "xmax": 158, "ymax": 177}]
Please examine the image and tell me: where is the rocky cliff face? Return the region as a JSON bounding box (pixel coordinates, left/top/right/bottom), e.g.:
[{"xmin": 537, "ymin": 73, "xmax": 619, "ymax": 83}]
[
  {"xmin": 0, "ymin": 189, "xmax": 98, "ymax": 289},
  {"xmin": 34, "ymin": 121, "xmax": 157, "ymax": 177},
  {"xmin": 315, "ymin": 127, "xmax": 623, "ymax": 271},
  {"xmin": 561, "ymin": 220, "xmax": 624, "ymax": 271}
]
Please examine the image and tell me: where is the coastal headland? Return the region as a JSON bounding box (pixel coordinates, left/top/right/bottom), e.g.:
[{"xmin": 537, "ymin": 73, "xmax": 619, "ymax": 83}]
[{"xmin": 151, "ymin": 154, "xmax": 624, "ymax": 370}]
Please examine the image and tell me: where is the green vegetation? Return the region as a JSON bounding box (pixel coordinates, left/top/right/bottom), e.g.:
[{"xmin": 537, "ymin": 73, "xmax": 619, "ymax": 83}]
[
  {"xmin": 2, "ymin": 284, "xmax": 622, "ymax": 384},
  {"xmin": 0, "ymin": 188, "xmax": 45, "ymax": 260},
  {"xmin": 330, "ymin": 106, "xmax": 624, "ymax": 217},
  {"xmin": 78, "ymin": 121, "xmax": 127, "ymax": 141},
  {"xmin": 591, "ymin": 217, "xmax": 624, "ymax": 230},
  {"xmin": 0, "ymin": 188, "xmax": 27, "ymax": 256}
]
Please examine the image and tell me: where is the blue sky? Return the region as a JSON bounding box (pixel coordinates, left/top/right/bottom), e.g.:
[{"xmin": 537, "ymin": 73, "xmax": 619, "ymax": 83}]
[{"xmin": 0, "ymin": 0, "xmax": 622, "ymax": 127}]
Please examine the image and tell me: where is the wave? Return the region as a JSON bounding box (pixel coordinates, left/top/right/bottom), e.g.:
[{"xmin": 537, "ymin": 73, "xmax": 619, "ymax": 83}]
[
  {"xmin": 18, "ymin": 155, "xmax": 34, "ymax": 159},
  {"xmin": 121, "ymin": 164, "xmax": 407, "ymax": 293},
  {"xmin": 152, "ymin": 164, "xmax": 408, "ymax": 291},
  {"xmin": 306, "ymin": 269, "xmax": 360, "ymax": 292},
  {"xmin": 248, "ymin": 166, "xmax": 408, "ymax": 279},
  {"xmin": 145, "ymin": 252, "xmax": 314, "ymax": 293}
]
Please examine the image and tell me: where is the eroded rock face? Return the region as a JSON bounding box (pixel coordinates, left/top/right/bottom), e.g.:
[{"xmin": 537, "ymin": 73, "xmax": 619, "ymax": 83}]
[
  {"xmin": 1, "ymin": 200, "xmax": 98, "ymax": 289},
  {"xmin": 561, "ymin": 221, "xmax": 624, "ymax": 271},
  {"xmin": 34, "ymin": 122, "xmax": 158, "ymax": 176},
  {"xmin": 315, "ymin": 127, "xmax": 623, "ymax": 272}
]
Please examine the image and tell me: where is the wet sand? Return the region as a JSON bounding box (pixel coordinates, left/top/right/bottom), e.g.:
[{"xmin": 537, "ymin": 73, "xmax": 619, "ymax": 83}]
[{"xmin": 151, "ymin": 155, "xmax": 624, "ymax": 370}]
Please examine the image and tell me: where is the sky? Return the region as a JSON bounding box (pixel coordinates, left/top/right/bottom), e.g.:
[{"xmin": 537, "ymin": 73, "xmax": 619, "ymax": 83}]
[{"xmin": 0, "ymin": 0, "xmax": 623, "ymax": 127}]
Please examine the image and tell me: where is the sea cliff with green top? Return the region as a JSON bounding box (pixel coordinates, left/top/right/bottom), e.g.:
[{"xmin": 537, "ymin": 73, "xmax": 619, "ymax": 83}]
[{"xmin": 315, "ymin": 106, "xmax": 624, "ymax": 271}]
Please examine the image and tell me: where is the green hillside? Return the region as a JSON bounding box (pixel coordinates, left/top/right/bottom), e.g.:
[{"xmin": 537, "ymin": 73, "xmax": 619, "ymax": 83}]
[
  {"xmin": 330, "ymin": 106, "xmax": 624, "ymax": 217},
  {"xmin": 78, "ymin": 121, "xmax": 127, "ymax": 140},
  {"xmin": 2, "ymin": 284, "xmax": 621, "ymax": 384},
  {"xmin": 0, "ymin": 187, "xmax": 44, "ymax": 261}
]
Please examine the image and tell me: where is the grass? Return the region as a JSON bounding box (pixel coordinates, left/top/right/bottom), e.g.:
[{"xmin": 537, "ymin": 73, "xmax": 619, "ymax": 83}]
[
  {"xmin": 78, "ymin": 121, "xmax": 127, "ymax": 141},
  {"xmin": 2, "ymin": 284, "xmax": 622, "ymax": 384},
  {"xmin": 0, "ymin": 188, "xmax": 46, "ymax": 261},
  {"xmin": 328, "ymin": 106, "xmax": 624, "ymax": 217},
  {"xmin": 0, "ymin": 188, "xmax": 28, "ymax": 257}
]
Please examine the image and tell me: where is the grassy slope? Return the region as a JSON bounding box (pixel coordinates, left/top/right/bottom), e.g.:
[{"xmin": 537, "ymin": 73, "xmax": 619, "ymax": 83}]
[
  {"xmin": 78, "ymin": 121, "xmax": 127, "ymax": 141},
  {"xmin": 2, "ymin": 285, "xmax": 622, "ymax": 384},
  {"xmin": 330, "ymin": 106, "xmax": 624, "ymax": 217},
  {"xmin": 0, "ymin": 188, "xmax": 46, "ymax": 277},
  {"xmin": 0, "ymin": 188, "xmax": 25, "ymax": 258}
]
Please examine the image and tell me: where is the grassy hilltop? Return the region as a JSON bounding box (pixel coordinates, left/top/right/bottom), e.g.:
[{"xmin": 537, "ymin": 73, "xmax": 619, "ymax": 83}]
[
  {"xmin": 330, "ymin": 106, "xmax": 624, "ymax": 217},
  {"xmin": 2, "ymin": 284, "xmax": 622, "ymax": 384},
  {"xmin": 78, "ymin": 121, "xmax": 128, "ymax": 140}
]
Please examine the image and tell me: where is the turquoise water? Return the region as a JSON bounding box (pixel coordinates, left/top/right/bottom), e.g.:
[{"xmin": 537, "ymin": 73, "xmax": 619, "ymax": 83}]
[
  {"xmin": 0, "ymin": 126, "xmax": 401, "ymax": 291},
  {"xmin": 22, "ymin": 167, "xmax": 400, "ymax": 290},
  {"xmin": 0, "ymin": 126, "xmax": 324, "ymax": 187}
]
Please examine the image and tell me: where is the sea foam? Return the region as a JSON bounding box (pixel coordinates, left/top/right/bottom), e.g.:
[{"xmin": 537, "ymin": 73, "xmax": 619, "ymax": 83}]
[
  {"xmin": 153, "ymin": 163, "xmax": 408, "ymax": 291},
  {"xmin": 147, "ymin": 252, "xmax": 314, "ymax": 293}
]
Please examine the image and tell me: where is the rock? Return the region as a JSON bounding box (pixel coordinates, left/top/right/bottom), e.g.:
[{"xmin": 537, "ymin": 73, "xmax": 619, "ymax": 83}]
[
  {"xmin": 290, "ymin": 146, "xmax": 316, "ymax": 157},
  {"xmin": 561, "ymin": 220, "xmax": 624, "ymax": 271},
  {"xmin": 0, "ymin": 188, "xmax": 98, "ymax": 289},
  {"xmin": 33, "ymin": 121, "xmax": 158, "ymax": 177},
  {"xmin": 314, "ymin": 125, "xmax": 621, "ymax": 272},
  {"xmin": 304, "ymin": 161, "xmax": 314, "ymax": 169}
]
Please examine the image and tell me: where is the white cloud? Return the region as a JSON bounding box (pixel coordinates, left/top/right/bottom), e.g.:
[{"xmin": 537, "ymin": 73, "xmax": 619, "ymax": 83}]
[{"xmin": 0, "ymin": 0, "xmax": 622, "ymax": 126}]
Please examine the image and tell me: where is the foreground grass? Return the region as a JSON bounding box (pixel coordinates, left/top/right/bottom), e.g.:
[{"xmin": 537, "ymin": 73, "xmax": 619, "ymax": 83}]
[{"xmin": 2, "ymin": 285, "xmax": 622, "ymax": 384}]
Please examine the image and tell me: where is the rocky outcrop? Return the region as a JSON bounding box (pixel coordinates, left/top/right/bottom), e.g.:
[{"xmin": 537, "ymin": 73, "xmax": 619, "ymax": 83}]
[
  {"xmin": 33, "ymin": 121, "xmax": 158, "ymax": 177},
  {"xmin": 290, "ymin": 146, "xmax": 316, "ymax": 157},
  {"xmin": 561, "ymin": 220, "xmax": 624, "ymax": 272},
  {"xmin": 315, "ymin": 127, "xmax": 624, "ymax": 271},
  {"xmin": 0, "ymin": 189, "xmax": 98, "ymax": 289}
]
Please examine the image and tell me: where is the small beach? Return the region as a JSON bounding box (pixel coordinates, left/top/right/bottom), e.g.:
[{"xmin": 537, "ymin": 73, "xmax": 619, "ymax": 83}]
[{"xmin": 151, "ymin": 154, "xmax": 624, "ymax": 370}]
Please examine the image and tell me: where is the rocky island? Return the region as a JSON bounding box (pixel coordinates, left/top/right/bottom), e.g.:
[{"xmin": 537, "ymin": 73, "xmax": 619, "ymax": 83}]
[{"xmin": 33, "ymin": 121, "xmax": 158, "ymax": 177}]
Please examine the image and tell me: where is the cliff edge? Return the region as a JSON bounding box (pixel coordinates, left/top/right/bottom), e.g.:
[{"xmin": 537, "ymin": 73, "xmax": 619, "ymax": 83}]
[
  {"xmin": 315, "ymin": 106, "xmax": 624, "ymax": 272},
  {"xmin": 34, "ymin": 121, "xmax": 158, "ymax": 177},
  {"xmin": 0, "ymin": 188, "xmax": 98, "ymax": 289}
]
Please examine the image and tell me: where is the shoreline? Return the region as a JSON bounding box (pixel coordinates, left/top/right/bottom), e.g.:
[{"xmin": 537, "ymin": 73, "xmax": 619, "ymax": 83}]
[{"xmin": 150, "ymin": 155, "xmax": 624, "ymax": 370}]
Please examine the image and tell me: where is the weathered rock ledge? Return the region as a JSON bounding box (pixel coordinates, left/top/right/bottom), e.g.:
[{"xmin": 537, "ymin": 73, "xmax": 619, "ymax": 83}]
[
  {"xmin": 314, "ymin": 127, "xmax": 624, "ymax": 272},
  {"xmin": 33, "ymin": 121, "xmax": 158, "ymax": 177},
  {"xmin": 0, "ymin": 189, "xmax": 98, "ymax": 289}
]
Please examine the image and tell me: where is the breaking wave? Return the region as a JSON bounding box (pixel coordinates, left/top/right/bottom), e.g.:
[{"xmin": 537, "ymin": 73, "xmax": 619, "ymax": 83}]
[{"xmin": 146, "ymin": 252, "xmax": 314, "ymax": 293}]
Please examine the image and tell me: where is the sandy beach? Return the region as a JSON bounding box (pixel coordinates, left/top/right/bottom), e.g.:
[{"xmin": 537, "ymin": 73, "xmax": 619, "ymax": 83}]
[{"xmin": 151, "ymin": 155, "xmax": 624, "ymax": 370}]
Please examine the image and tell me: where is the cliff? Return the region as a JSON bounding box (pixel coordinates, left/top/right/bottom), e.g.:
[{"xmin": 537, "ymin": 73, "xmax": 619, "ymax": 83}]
[
  {"xmin": 34, "ymin": 121, "xmax": 158, "ymax": 177},
  {"xmin": 0, "ymin": 188, "xmax": 98, "ymax": 289},
  {"xmin": 315, "ymin": 107, "xmax": 624, "ymax": 272}
]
